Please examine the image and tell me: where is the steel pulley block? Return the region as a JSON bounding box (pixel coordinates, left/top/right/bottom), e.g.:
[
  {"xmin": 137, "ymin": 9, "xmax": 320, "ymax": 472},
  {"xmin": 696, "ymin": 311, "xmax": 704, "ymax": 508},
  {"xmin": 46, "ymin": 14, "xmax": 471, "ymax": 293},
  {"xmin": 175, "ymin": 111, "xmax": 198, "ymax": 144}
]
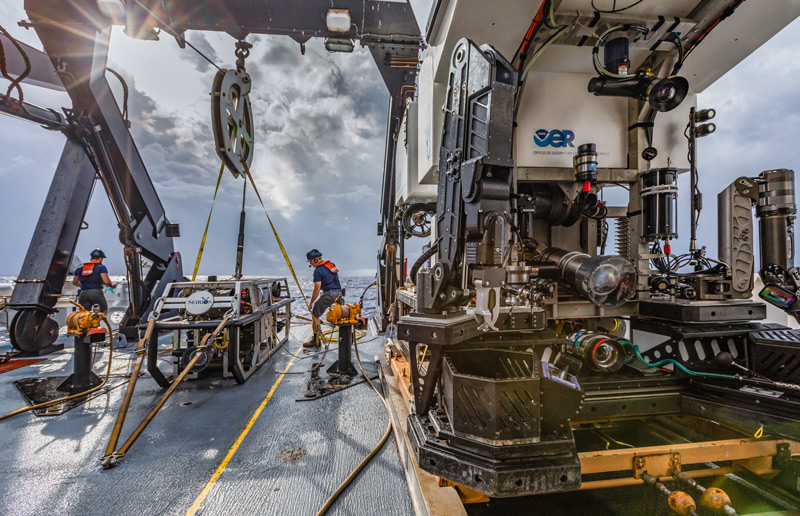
[{"xmin": 211, "ymin": 68, "xmax": 254, "ymax": 178}]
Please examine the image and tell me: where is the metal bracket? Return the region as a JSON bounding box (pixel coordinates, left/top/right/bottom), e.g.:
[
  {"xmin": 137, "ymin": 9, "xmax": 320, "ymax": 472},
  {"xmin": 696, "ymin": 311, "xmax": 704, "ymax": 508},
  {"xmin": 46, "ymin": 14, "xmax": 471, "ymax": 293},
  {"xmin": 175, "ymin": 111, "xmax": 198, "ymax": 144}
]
[
  {"xmin": 633, "ymin": 452, "xmax": 681, "ymax": 478},
  {"xmin": 734, "ymin": 176, "xmax": 759, "ymax": 201},
  {"xmin": 474, "ymin": 279, "xmax": 500, "ymax": 332},
  {"xmin": 776, "ymin": 442, "xmax": 792, "ymax": 469}
]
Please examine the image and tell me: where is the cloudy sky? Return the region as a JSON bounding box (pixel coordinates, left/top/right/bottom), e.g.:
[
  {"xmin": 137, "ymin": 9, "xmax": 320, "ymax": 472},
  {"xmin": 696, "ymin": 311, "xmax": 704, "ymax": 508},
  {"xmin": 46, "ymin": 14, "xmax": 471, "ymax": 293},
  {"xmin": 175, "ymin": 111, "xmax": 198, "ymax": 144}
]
[{"xmin": 0, "ymin": 1, "xmax": 798, "ymax": 280}]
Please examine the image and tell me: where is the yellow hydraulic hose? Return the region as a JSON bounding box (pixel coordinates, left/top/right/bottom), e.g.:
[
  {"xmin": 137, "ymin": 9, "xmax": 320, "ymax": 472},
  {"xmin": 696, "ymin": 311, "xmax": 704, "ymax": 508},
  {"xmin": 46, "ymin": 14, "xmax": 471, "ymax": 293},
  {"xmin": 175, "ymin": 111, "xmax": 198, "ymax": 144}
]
[
  {"xmin": 315, "ymin": 332, "xmax": 393, "ymax": 516},
  {"xmin": 0, "ymin": 316, "xmax": 115, "ymax": 422}
]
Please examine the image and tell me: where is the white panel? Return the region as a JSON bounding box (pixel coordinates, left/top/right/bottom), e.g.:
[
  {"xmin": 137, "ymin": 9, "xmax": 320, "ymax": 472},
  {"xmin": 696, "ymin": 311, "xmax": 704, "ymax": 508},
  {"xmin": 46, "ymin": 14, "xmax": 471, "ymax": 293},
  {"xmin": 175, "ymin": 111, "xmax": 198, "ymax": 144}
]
[
  {"xmin": 397, "ymin": 101, "xmax": 437, "ymax": 204},
  {"xmin": 395, "ymin": 111, "xmax": 410, "ymax": 204},
  {"xmin": 416, "ymin": 55, "xmax": 444, "ymax": 184},
  {"xmin": 649, "ymin": 93, "xmax": 696, "ymax": 170},
  {"xmin": 681, "ymin": 1, "xmax": 800, "ymax": 92},
  {"xmin": 559, "ymin": 0, "xmax": 698, "ymax": 17},
  {"xmin": 430, "ymin": 0, "xmax": 543, "ymax": 83},
  {"xmin": 515, "ymin": 72, "xmax": 628, "ymax": 169},
  {"xmin": 530, "ymin": 45, "xmax": 654, "ymax": 75},
  {"xmin": 407, "ymin": 101, "xmax": 437, "ymax": 202},
  {"xmin": 426, "ymin": 0, "xmax": 799, "ymax": 86}
]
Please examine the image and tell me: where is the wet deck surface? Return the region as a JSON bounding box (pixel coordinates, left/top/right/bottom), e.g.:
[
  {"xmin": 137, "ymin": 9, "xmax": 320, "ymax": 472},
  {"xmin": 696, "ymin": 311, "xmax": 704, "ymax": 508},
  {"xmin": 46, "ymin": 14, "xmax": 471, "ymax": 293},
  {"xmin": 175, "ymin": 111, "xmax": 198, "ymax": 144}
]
[{"xmin": 0, "ymin": 324, "xmax": 412, "ymax": 516}]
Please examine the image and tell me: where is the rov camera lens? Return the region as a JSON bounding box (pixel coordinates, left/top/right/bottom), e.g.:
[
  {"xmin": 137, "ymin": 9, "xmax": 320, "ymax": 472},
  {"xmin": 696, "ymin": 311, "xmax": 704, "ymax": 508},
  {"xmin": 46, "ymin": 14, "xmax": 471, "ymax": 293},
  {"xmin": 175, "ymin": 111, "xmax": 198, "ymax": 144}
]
[{"xmin": 578, "ymin": 256, "xmax": 637, "ymax": 308}]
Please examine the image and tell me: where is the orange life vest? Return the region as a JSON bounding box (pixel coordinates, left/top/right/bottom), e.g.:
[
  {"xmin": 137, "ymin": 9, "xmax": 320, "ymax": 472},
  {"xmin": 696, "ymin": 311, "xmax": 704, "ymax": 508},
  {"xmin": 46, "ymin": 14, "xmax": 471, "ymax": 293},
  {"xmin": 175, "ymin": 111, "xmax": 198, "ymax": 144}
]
[
  {"xmin": 81, "ymin": 262, "xmax": 97, "ymax": 275},
  {"xmin": 317, "ymin": 260, "xmax": 338, "ymax": 273}
]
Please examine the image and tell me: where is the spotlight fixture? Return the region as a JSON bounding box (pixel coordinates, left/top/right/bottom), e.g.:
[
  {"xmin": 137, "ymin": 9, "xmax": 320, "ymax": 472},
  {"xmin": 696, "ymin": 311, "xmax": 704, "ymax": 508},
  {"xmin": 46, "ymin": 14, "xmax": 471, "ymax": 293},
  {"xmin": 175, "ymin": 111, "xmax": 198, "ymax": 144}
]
[
  {"xmin": 647, "ymin": 76, "xmax": 689, "ymax": 112},
  {"xmin": 326, "ymin": 9, "xmax": 351, "ymax": 33},
  {"xmin": 587, "ymin": 26, "xmax": 689, "ymax": 112},
  {"xmin": 695, "ymin": 108, "xmax": 716, "ymax": 122},
  {"xmin": 588, "ymin": 74, "xmax": 689, "ymax": 113},
  {"xmin": 695, "ymin": 123, "xmax": 716, "ymax": 137},
  {"xmin": 324, "ymin": 38, "xmax": 355, "ymax": 53},
  {"xmin": 692, "ymin": 107, "xmax": 717, "ymax": 138}
]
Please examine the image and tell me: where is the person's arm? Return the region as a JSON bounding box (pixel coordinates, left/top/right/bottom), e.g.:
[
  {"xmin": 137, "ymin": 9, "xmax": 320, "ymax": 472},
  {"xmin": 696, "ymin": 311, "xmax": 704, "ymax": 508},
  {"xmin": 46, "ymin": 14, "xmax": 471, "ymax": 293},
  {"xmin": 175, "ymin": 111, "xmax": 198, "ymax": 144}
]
[
  {"xmin": 99, "ymin": 264, "xmax": 117, "ymax": 288},
  {"xmin": 309, "ymin": 281, "xmax": 322, "ymax": 309},
  {"xmin": 72, "ymin": 275, "xmax": 80, "ymax": 287},
  {"xmin": 100, "ymin": 273, "xmax": 117, "ymax": 289}
]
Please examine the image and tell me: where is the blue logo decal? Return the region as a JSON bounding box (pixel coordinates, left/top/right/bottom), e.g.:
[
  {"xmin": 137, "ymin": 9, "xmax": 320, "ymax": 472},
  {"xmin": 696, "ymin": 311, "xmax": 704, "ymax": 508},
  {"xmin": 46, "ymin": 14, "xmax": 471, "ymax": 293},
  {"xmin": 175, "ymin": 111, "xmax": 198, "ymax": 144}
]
[{"xmin": 534, "ymin": 129, "xmax": 575, "ymax": 148}]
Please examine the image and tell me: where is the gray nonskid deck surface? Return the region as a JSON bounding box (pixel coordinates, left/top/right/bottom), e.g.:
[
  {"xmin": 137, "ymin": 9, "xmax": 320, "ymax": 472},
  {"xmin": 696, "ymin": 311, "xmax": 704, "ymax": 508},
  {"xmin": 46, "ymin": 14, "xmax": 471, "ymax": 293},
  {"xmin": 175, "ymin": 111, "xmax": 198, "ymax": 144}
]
[{"xmin": 0, "ymin": 325, "xmax": 413, "ymax": 516}]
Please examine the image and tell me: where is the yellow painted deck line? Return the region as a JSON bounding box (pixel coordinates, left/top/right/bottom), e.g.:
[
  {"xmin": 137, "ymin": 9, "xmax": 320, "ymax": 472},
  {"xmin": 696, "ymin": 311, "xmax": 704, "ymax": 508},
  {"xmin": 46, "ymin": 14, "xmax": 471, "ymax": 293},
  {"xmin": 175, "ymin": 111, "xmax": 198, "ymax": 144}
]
[{"xmin": 185, "ymin": 333, "xmax": 308, "ymax": 516}]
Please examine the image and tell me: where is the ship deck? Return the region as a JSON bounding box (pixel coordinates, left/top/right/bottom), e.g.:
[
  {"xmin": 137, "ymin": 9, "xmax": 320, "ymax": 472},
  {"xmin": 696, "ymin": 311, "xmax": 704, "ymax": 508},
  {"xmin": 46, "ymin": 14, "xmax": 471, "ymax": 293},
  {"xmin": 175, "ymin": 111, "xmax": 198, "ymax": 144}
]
[
  {"xmin": 0, "ymin": 323, "xmax": 412, "ymax": 516},
  {"xmin": 1, "ymin": 322, "xmax": 799, "ymax": 516}
]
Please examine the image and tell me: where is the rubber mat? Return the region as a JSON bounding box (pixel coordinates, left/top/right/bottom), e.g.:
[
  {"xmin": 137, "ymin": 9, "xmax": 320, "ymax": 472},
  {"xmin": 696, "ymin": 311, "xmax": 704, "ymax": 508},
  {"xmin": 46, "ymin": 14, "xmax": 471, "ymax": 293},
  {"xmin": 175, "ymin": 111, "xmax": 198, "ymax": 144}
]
[{"xmin": 0, "ymin": 358, "xmax": 45, "ymax": 375}]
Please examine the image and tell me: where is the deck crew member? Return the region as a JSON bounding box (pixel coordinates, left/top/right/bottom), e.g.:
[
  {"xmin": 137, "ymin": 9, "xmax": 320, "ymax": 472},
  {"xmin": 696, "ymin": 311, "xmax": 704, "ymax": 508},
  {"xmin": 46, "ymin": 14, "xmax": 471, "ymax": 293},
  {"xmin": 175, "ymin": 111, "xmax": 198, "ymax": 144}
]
[
  {"xmin": 305, "ymin": 249, "xmax": 342, "ymax": 348},
  {"xmin": 72, "ymin": 248, "xmax": 117, "ymax": 313}
]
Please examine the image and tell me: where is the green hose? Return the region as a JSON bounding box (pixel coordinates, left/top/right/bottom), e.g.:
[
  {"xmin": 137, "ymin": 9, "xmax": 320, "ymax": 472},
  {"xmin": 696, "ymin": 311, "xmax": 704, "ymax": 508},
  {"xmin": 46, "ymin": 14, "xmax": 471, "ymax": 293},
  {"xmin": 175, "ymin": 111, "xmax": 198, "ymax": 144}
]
[{"xmin": 620, "ymin": 340, "xmax": 736, "ymax": 380}]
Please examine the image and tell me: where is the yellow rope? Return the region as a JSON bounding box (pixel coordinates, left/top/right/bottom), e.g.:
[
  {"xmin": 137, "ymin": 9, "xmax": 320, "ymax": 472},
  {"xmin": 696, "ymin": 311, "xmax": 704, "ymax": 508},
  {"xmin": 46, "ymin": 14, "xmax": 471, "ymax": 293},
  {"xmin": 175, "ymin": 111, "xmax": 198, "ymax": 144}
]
[
  {"xmin": 190, "ymin": 159, "xmax": 308, "ymax": 307},
  {"xmin": 240, "ymin": 160, "xmax": 308, "ymax": 303},
  {"xmin": 191, "ymin": 162, "xmax": 226, "ymax": 281}
]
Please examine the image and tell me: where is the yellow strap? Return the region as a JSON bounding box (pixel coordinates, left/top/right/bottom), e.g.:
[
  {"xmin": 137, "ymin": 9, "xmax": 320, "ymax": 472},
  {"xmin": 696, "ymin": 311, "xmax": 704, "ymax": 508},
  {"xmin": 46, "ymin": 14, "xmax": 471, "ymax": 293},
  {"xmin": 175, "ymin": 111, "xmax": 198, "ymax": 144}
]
[
  {"xmin": 240, "ymin": 160, "xmax": 308, "ymax": 304},
  {"xmin": 191, "ymin": 162, "xmax": 226, "ymax": 281}
]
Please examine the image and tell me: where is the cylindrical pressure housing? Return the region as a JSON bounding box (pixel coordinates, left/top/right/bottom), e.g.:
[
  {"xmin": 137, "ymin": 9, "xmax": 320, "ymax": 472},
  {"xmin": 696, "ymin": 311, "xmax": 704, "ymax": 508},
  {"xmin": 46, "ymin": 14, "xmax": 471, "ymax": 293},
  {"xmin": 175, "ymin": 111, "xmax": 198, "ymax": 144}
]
[
  {"xmin": 565, "ymin": 331, "xmax": 627, "ymax": 373},
  {"xmin": 641, "ymin": 167, "xmax": 678, "ymax": 241},
  {"xmin": 756, "ymin": 169, "xmax": 796, "ymax": 272},
  {"xmin": 573, "ymin": 143, "xmax": 598, "ymax": 183},
  {"xmin": 542, "ymin": 247, "xmax": 637, "ymax": 308},
  {"xmin": 603, "ymin": 37, "xmax": 630, "ymax": 75}
]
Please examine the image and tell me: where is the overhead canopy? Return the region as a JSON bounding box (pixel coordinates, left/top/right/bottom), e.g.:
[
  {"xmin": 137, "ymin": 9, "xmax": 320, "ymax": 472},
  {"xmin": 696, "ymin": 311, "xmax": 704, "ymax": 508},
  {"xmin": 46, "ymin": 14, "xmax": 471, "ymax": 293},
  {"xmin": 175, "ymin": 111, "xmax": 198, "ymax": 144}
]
[{"xmin": 424, "ymin": 0, "xmax": 800, "ymax": 93}]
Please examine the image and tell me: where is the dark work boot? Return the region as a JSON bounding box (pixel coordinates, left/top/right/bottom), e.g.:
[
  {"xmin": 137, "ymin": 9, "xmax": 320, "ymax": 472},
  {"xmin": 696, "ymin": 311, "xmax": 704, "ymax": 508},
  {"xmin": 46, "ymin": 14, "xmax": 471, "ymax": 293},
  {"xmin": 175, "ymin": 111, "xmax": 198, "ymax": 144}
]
[{"xmin": 303, "ymin": 333, "xmax": 318, "ymax": 348}]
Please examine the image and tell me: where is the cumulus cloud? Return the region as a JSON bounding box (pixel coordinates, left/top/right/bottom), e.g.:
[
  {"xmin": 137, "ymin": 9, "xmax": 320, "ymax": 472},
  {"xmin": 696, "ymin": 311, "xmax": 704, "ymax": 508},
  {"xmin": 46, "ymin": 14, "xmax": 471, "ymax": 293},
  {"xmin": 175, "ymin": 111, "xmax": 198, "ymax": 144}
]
[
  {"xmin": 100, "ymin": 34, "xmax": 389, "ymax": 278},
  {"xmin": 181, "ymin": 32, "xmax": 221, "ymax": 73}
]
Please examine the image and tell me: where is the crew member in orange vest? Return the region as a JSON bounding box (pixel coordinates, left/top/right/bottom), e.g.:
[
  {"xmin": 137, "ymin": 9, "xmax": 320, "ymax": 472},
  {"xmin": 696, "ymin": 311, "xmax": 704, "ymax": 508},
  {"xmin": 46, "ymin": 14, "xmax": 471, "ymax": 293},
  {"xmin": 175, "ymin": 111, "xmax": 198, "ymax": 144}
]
[
  {"xmin": 71, "ymin": 248, "xmax": 117, "ymax": 313},
  {"xmin": 305, "ymin": 248, "xmax": 342, "ymax": 348}
]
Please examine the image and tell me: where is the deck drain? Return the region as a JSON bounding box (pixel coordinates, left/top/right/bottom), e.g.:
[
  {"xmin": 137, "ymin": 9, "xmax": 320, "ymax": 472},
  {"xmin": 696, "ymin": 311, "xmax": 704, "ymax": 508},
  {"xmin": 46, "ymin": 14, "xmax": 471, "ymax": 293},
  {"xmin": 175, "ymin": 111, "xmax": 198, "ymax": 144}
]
[{"xmin": 279, "ymin": 447, "xmax": 306, "ymax": 462}]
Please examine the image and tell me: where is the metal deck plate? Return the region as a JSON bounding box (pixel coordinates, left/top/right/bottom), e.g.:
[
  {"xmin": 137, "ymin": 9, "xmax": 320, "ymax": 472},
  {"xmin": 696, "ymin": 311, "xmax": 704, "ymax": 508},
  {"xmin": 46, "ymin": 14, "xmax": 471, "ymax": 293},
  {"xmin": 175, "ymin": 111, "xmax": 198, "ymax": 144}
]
[
  {"xmin": 296, "ymin": 360, "xmax": 379, "ymax": 401},
  {"xmin": 14, "ymin": 374, "xmax": 105, "ymax": 416},
  {"xmin": 0, "ymin": 327, "xmax": 413, "ymax": 516}
]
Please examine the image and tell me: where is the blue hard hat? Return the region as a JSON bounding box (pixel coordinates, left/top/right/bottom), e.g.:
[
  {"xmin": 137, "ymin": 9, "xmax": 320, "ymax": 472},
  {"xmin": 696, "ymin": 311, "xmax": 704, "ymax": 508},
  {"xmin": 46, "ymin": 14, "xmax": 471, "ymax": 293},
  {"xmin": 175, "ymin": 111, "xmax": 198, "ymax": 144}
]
[
  {"xmin": 90, "ymin": 248, "xmax": 107, "ymax": 258},
  {"xmin": 306, "ymin": 249, "xmax": 322, "ymax": 261}
]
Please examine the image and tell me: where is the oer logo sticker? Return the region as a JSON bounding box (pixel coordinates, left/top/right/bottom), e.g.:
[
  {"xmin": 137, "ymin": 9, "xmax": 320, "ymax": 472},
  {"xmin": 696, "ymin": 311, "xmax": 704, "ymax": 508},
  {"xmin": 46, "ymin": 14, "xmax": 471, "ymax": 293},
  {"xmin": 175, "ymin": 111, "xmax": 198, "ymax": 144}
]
[
  {"xmin": 185, "ymin": 291, "xmax": 214, "ymax": 315},
  {"xmin": 534, "ymin": 129, "xmax": 575, "ymax": 148}
]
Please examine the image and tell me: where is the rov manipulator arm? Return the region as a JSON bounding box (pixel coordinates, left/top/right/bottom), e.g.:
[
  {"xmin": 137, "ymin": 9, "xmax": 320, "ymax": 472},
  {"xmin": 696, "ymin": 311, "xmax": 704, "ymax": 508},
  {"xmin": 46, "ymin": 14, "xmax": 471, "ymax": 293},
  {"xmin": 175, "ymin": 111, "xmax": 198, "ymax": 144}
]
[
  {"xmin": 8, "ymin": 2, "xmax": 183, "ymax": 352},
  {"xmin": 415, "ymin": 39, "xmax": 518, "ymax": 314}
]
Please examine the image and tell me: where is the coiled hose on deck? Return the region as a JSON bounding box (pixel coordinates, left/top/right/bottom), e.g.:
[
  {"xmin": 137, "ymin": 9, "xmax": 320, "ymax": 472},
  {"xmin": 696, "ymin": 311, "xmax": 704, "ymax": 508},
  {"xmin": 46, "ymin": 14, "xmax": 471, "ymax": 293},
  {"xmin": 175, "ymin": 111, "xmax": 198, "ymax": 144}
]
[{"xmin": 0, "ymin": 316, "xmax": 115, "ymax": 421}]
